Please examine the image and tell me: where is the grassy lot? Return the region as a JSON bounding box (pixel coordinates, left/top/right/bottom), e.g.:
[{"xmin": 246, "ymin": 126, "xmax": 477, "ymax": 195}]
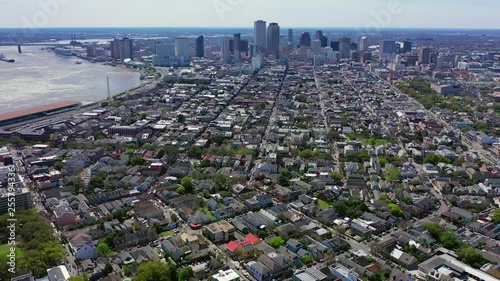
[
  {"xmin": 160, "ymin": 231, "xmax": 174, "ymax": 237},
  {"xmin": 0, "ymin": 244, "xmax": 23, "ymax": 261},
  {"xmin": 317, "ymin": 200, "xmax": 332, "ymax": 209},
  {"xmin": 200, "ymin": 207, "xmax": 218, "ymax": 222},
  {"xmin": 361, "ymin": 138, "xmax": 390, "ymax": 146}
]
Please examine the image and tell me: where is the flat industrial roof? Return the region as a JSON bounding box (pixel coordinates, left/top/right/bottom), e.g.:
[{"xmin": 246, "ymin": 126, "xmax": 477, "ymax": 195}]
[{"xmin": 0, "ymin": 101, "xmax": 81, "ymax": 122}]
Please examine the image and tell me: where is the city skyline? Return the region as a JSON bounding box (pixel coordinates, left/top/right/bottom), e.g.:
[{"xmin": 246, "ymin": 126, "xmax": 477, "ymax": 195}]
[{"xmin": 1, "ymin": 0, "xmax": 500, "ymax": 29}]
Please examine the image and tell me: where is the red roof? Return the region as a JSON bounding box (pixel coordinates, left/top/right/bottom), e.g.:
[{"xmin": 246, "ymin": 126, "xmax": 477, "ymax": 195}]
[
  {"xmin": 226, "ymin": 241, "xmax": 240, "ymax": 252},
  {"xmin": 0, "ymin": 101, "xmax": 81, "ymax": 122},
  {"xmin": 245, "ymin": 234, "xmax": 261, "ymax": 245}
]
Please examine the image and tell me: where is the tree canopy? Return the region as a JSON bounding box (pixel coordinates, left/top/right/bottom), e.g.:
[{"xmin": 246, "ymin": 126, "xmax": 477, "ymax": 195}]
[
  {"xmin": 269, "ymin": 236, "xmax": 286, "ymax": 249},
  {"xmin": 133, "ymin": 261, "xmax": 177, "ymax": 281}
]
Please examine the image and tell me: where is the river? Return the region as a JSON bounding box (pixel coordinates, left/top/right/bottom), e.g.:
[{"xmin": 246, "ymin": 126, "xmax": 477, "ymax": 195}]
[{"xmin": 0, "ymin": 45, "xmax": 141, "ymax": 114}]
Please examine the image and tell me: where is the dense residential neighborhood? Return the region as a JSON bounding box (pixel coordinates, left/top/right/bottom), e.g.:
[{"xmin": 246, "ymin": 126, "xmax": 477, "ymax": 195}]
[{"xmin": 1, "ymin": 24, "xmax": 500, "ymax": 281}]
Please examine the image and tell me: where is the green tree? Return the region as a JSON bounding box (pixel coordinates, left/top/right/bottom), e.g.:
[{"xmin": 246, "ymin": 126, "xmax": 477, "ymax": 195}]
[
  {"xmin": 176, "ymin": 186, "xmax": 186, "ymax": 194},
  {"xmin": 69, "ymin": 277, "xmax": 85, "ymax": 281},
  {"xmin": 97, "ymin": 242, "xmax": 111, "ymax": 257},
  {"xmin": 177, "ymin": 114, "xmax": 186, "ymax": 123},
  {"xmin": 423, "ymin": 222, "xmax": 445, "ymax": 240},
  {"xmin": 181, "ymin": 177, "xmax": 194, "ymax": 193},
  {"xmin": 178, "ymin": 267, "xmax": 194, "ymax": 281},
  {"xmin": 170, "ymin": 213, "xmax": 179, "ymax": 222},
  {"xmin": 214, "ymin": 174, "xmax": 229, "ymax": 190},
  {"xmin": 383, "ymin": 168, "xmax": 401, "ymax": 182},
  {"xmin": 188, "ymin": 146, "xmax": 203, "ymax": 158},
  {"xmin": 278, "ymin": 169, "xmax": 292, "ymax": 186},
  {"xmin": 457, "ymin": 246, "xmax": 485, "ymax": 269},
  {"xmin": 388, "ymin": 203, "xmax": 404, "ymax": 217},
  {"xmin": 269, "ymin": 236, "xmax": 286, "ymax": 249},
  {"xmin": 299, "ymin": 149, "xmax": 314, "ymax": 159},
  {"xmin": 491, "ymin": 208, "xmax": 500, "ymax": 224},
  {"xmin": 130, "ymin": 155, "xmax": 146, "ymax": 166},
  {"xmin": 440, "ymin": 231, "xmax": 461, "ymax": 250},
  {"xmin": 327, "ymin": 129, "xmax": 344, "ymax": 141},
  {"xmin": 331, "ymin": 172, "xmax": 343, "ymax": 183},
  {"xmin": 378, "ymin": 157, "xmax": 388, "ymax": 166},
  {"xmin": 300, "ymin": 254, "xmax": 314, "ymax": 265},
  {"xmin": 133, "ymin": 261, "xmax": 173, "ymax": 281},
  {"xmin": 424, "ymin": 154, "xmax": 451, "ymax": 165}
]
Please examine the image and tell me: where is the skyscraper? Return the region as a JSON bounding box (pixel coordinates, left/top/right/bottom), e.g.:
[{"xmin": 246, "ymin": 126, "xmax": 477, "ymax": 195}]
[
  {"xmin": 315, "ymin": 30, "xmax": 323, "ymax": 40},
  {"xmin": 175, "ymin": 37, "xmax": 190, "ymax": 58},
  {"xmin": 330, "ymin": 41, "xmax": 339, "ymax": 51},
  {"xmin": 196, "ymin": 36, "xmax": 204, "ymax": 58},
  {"xmin": 223, "ymin": 38, "xmax": 232, "ymax": 63},
  {"xmin": 254, "ymin": 20, "xmax": 267, "ymax": 50},
  {"xmin": 339, "ymin": 37, "xmax": 351, "ymax": 59},
  {"xmin": 300, "ymin": 32, "xmax": 311, "ymax": 47},
  {"xmin": 267, "ymin": 22, "xmax": 280, "ymax": 58},
  {"xmin": 288, "ymin": 29, "xmax": 294, "ymax": 45},
  {"xmin": 359, "ymin": 36, "xmax": 369, "ymax": 51},
  {"xmin": 403, "ymin": 40, "xmax": 412, "ymax": 53},
  {"xmin": 418, "ymin": 47, "xmax": 432, "ymax": 64},
  {"xmin": 121, "ymin": 38, "xmax": 134, "ymax": 60},
  {"xmin": 320, "ymin": 36, "xmax": 328, "ymax": 48},
  {"xmin": 110, "ymin": 38, "xmax": 134, "ymax": 60},
  {"xmin": 233, "ymin": 33, "xmax": 241, "ymax": 62},
  {"xmin": 380, "ymin": 40, "xmax": 397, "ymax": 54}
]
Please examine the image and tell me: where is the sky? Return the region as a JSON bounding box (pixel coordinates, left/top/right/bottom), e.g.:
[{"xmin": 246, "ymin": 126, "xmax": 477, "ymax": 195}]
[{"xmin": 0, "ymin": 0, "xmax": 499, "ymax": 29}]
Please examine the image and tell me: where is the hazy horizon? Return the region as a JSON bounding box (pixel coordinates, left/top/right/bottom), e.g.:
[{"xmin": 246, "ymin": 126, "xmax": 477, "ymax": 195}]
[{"xmin": 1, "ymin": 0, "xmax": 499, "ymax": 30}]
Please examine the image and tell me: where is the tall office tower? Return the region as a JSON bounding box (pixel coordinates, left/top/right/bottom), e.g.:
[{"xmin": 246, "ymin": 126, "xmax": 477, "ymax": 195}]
[
  {"xmin": 267, "ymin": 22, "xmax": 280, "ymax": 58},
  {"xmin": 223, "ymin": 38, "xmax": 232, "ymax": 63},
  {"xmin": 418, "ymin": 47, "xmax": 432, "ymax": 64},
  {"xmin": 403, "ymin": 40, "xmax": 412, "ymax": 53},
  {"xmin": 288, "ymin": 29, "xmax": 294, "ymax": 45},
  {"xmin": 254, "ymin": 20, "xmax": 267, "ymax": 50},
  {"xmin": 233, "ymin": 33, "xmax": 241, "ymax": 62},
  {"xmin": 196, "ymin": 36, "xmax": 204, "ymax": 57},
  {"xmin": 175, "ymin": 37, "xmax": 190, "ymax": 58},
  {"xmin": 359, "ymin": 36, "xmax": 369, "ymax": 51},
  {"xmin": 240, "ymin": 40, "xmax": 249, "ymax": 56},
  {"xmin": 339, "ymin": 37, "xmax": 351, "ymax": 59},
  {"xmin": 350, "ymin": 43, "xmax": 358, "ymax": 51},
  {"xmin": 119, "ymin": 38, "xmax": 134, "ymax": 60},
  {"xmin": 110, "ymin": 39, "xmax": 120, "ymax": 59},
  {"xmin": 300, "ymin": 32, "xmax": 311, "ymax": 47},
  {"xmin": 315, "ymin": 30, "xmax": 323, "ymax": 40},
  {"xmin": 320, "ymin": 36, "xmax": 328, "ymax": 47},
  {"xmin": 330, "ymin": 41, "xmax": 339, "ymax": 51},
  {"xmin": 380, "ymin": 40, "xmax": 397, "ymax": 54},
  {"xmin": 87, "ymin": 45, "xmax": 96, "ymax": 57}
]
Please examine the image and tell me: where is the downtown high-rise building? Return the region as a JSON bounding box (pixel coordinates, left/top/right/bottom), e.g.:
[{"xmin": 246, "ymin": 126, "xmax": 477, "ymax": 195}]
[
  {"xmin": 315, "ymin": 30, "xmax": 323, "ymax": 40},
  {"xmin": 419, "ymin": 47, "xmax": 432, "ymax": 64},
  {"xmin": 380, "ymin": 40, "xmax": 397, "ymax": 54},
  {"xmin": 359, "ymin": 36, "xmax": 369, "ymax": 51},
  {"xmin": 254, "ymin": 20, "xmax": 267, "ymax": 50},
  {"xmin": 233, "ymin": 33, "xmax": 241, "ymax": 62},
  {"xmin": 330, "ymin": 41, "xmax": 339, "ymax": 51},
  {"xmin": 196, "ymin": 36, "xmax": 204, "ymax": 57},
  {"xmin": 175, "ymin": 37, "xmax": 190, "ymax": 58},
  {"xmin": 403, "ymin": 40, "xmax": 412, "ymax": 53},
  {"xmin": 300, "ymin": 32, "xmax": 311, "ymax": 47},
  {"xmin": 110, "ymin": 38, "xmax": 134, "ymax": 60},
  {"xmin": 267, "ymin": 22, "xmax": 280, "ymax": 58},
  {"xmin": 339, "ymin": 37, "xmax": 351, "ymax": 59},
  {"xmin": 288, "ymin": 29, "xmax": 294, "ymax": 45},
  {"xmin": 223, "ymin": 38, "xmax": 232, "ymax": 63}
]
